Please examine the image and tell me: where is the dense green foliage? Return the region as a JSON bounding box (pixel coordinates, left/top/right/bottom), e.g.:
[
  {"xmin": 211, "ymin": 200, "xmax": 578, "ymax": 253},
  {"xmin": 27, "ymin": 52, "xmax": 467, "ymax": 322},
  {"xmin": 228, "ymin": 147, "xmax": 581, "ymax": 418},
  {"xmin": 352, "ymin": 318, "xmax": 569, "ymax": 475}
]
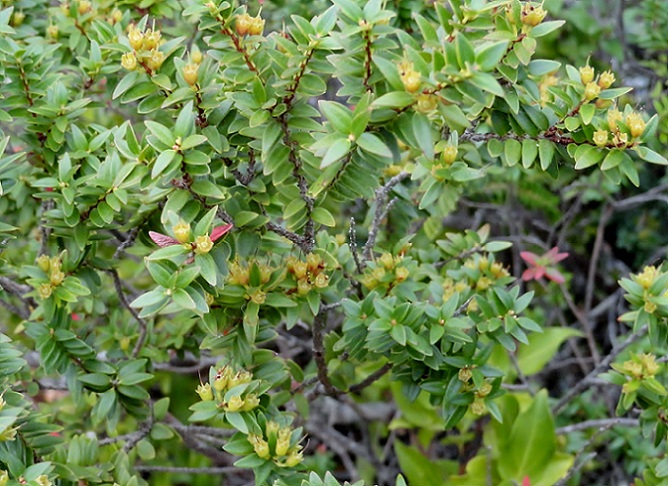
[{"xmin": 0, "ymin": 0, "xmax": 668, "ymax": 485}]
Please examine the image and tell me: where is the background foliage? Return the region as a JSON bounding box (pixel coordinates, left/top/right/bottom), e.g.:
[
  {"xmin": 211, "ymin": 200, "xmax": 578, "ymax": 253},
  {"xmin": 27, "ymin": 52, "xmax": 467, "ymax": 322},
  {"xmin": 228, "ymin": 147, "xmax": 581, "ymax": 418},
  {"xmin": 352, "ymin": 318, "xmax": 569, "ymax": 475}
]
[{"xmin": 1, "ymin": 0, "xmax": 668, "ymax": 485}]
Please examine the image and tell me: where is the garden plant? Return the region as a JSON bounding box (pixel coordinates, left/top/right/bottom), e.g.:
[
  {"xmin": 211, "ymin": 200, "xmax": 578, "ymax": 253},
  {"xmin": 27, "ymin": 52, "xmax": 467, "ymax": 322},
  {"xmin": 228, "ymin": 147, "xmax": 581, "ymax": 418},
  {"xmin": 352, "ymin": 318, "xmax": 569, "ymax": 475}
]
[{"xmin": 1, "ymin": 0, "xmax": 668, "ymax": 485}]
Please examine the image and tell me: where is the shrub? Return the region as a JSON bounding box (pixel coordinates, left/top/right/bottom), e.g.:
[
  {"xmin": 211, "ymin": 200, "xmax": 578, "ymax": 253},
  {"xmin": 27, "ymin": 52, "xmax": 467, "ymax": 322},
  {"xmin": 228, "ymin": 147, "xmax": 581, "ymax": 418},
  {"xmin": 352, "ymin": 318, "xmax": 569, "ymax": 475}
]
[{"xmin": 0, "ymin": 0, "xmax": 666, "ymax": 485}]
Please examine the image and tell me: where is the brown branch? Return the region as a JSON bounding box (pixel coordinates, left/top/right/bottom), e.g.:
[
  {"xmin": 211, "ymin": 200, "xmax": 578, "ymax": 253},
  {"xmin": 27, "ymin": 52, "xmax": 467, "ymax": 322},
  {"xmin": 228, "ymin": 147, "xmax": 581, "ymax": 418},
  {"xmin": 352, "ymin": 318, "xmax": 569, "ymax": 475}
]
[
  {"xmin": 347, "ymin": 362, "xmax": 392, "ymax": 394},
  {"xmin": 311, "ymin": 308, "xmax": 339, "ymax": 397}
]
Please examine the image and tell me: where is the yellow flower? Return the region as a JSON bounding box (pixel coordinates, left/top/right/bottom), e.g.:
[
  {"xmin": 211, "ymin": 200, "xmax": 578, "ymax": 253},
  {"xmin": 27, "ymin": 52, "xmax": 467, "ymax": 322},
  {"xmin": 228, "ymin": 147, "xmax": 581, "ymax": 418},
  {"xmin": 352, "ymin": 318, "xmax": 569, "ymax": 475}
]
[
  {"xmin": 640, "ymin": 353, "xmax": 660, "ymax": 377},
  {"xmin": 228, "ymin": 370, "xmax": 252, "ymax": 388},
  {"xmin": 635, "ymin": 266, "xmax": 658, "ymax": 288},
  {"xmin": 314, "ymin": 273, "xmax": 329, "ymax": 289},
  {"xmin": 0, "ymin": 470, "xmax": 7, "ymax": 486},
  {"xmin": 593, "ymin": 129, "xmax": 608, "ymax": 147},
  {"xmin": 284, "ymin": 449, "xmax": 304, "ymax": 467},
  {"xmin": 579, "ymin": 65, "xmax": 595, "ymax": 85},
  {"xmin": 249, "ymin": 15, "xmax": 265, "ymax": 36},
  {"xmin": 470, "ymin": 398, "xmax": 486, "ymax": 415},
  {"xmin": 240, "ymin": 394, "xmax": 260, "ymax": 411},
  {"xmin": 128, "ymin": 27, "xmax": 144, "ymax": 51},
  {"xmin": 248, "ymin": 434, "xmax": 270, "ymax": 458},
  {"xmin": 401, "ymin": 70, "xmax": 421, "ymax": 94},
  {"xmin": 395, "ymin": 267, "xmax": 409, "ymax": 283},
  {"xmin": 521, "ymin": 3, "xmax": 547, "ymax": 27},
  {"xmin": 37, "ymin": 255, "xmax": 51, "ymax": 272},
  {"xmin": 598, "ymin": 70, "xmax": 615, "ymax": 89},
  {"xmin": 249, "ymin": 289, "xmax": 266, "ymax": 305},
  {"xmin": 109, "ymin": 8, "xmax": 123, "ymax": 24},
  {"xmin": 584, "ymin": 82, "xmax": 601, "ymax": 101},
  {"xmin": 11, "ymin": 11, "xmax": 25, "ymax": 26},
  {"xmin": 183, "ymin": 63, "xmax": 199, "ymax": 86},
  {"xmin": 0, "ymin": 427, "xmax": 17, "ymax": 441},
  {"xmin": 145, "ymin": 49, "xmax": 165, "ymax": 72},
  {"xmin": 196, "ymin": 383, "xmax": 213, "ymax": 401},
  {"xmin": 36, "ymin": 475, "xmax": 52, "ymax": 486},
  {"xmin": 612, "ymin": 131, "xmax": 628, "ymax": 147},
  {"xmin": 297, "ymin": 279, "xmax": 311, "ymax": 295},
  {"xmin": 194, "ymin": 234, "xmax": 213, "ymax": 255},
  {"xmin": 626, "ymin": 112, "xmax": 646, "ymax": 138},
  {"xmin": 225, "ymin": 395, "xmax": 244, "ymax": 412},
  {"xmin": 47, "ymin": 25, "xmax": 59, "ymax": 40},
  {"xmin": 458, "ymin": 367, "xmax": 472, "ymax": 383},
  {"xmin": 236, "ymin": 13, "xmax": 252, "ymax": 36},
  {"xmin": 477, "ymin": 381, "xmax": 492, "ymax": 397},
  {"xmin": 416, "ymin": 93, "xmax": 437, "ymax": 113},
  {"xmin": 142, "ymin": 29, "xmax": 161, "ymax": 50},
  {"xmin": 607, "ymin": 108, "xmax": 623, "ymax": 131},
  {"xmin": 191, "ymin": 49, "xmax": 203, "ymax": 64},
  {"xmin": 77, "ymin": 0, "xmax": 91, "ymax": 15},
  {"xmin": 172, "ymin": 221, "xmax": 191, "ymax": 244},
  {"xmin": 38, "ymin": 283, "xmax": 53, "ymax": 300},
  {"xmin": 121, "ymin": 52, "xmax": 137, "ymax": 70},
  {"xmin": 50, "ymin": 270, "xmax": 65, "ymax": 286}
]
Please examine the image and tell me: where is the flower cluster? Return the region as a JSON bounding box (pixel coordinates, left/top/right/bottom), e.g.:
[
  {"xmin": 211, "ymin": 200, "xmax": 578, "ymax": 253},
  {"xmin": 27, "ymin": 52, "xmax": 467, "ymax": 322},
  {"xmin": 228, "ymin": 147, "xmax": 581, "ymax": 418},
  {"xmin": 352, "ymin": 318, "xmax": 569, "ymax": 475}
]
[
  {"xmin": 34, "ymin": 255, "xmax": 66, "ymax": 300},
  {"xmin": 235, "ymin": 12, "xmax": 265, "ymax": 37},
  {"xmin": 286, "ymin": 253, "xmax": 329, "ymax": 295},
  {"xmin": 443, "ymin": 254, "xmax": 511, "ymax": 301},
  {"xmin": 121, "ymin": 23, "xmax": 165, "ymax": 74},
  {"xmin": 458, "ymin": 366, "xmax": 494, "ymax": 416},
  {"xmin": 247, "ymin": 420, "xmax": 304, "ymax": 468},
  {"xmin": 611, "ymin": 353, "xmax": 665, "ymax": 399},
  {"xmin": 196, "ymin": 366, "xmax": 260, "ymax": 412},
  {"xmin": 359, "ymin": 252, "xmax": 410, "ymax": 291}
]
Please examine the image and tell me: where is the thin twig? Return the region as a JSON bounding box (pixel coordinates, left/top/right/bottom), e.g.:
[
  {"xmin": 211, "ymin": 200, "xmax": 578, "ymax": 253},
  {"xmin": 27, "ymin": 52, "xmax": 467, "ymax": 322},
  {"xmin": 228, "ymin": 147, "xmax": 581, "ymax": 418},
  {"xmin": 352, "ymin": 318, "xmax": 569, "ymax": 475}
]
[
  {"xmin": 349, "ymin": 217, "xmax": 363, "ymax": 274},
  {"xmin": 106, "ymin": 269, "xmax": 148, "ymax": 358},
  {"xmin": 555, "ymin": 417, "xmax": 638, "ymax": 435},
  {"xmin": 348, "ymin": 363, "xmax": 392, "ymax": 394},
  {"xmin": 311, "ymin": 308, "xmax": 339, "ymax": 397},
  {"xmin": 362, "ymin": 172, "xmax": 409, "ymax": 263}
]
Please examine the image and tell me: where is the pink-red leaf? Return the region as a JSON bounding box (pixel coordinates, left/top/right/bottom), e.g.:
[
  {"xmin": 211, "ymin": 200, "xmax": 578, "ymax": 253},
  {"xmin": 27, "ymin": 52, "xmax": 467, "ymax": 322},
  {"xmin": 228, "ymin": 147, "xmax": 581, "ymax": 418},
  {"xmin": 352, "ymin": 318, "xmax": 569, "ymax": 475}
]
[
  {"xmin": 210, "ymin": 224, "xmax": 233, "ymax": 242},
  {"xmin": 149, "ymin": 231, "xmax": 180, "ymax": 248}
]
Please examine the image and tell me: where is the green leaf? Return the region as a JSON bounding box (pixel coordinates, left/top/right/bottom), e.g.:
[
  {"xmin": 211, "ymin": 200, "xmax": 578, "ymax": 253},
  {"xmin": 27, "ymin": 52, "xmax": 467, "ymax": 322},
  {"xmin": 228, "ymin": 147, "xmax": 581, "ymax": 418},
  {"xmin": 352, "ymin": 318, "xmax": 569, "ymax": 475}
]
[
  {"xmin": 312, "ymin": 207, "xmax": 336, "ymax": 227},
  {"xmin": 600, "ymin": 149, "xmax": 625, "ymax": 171},
  {"xmin": 580, "ymin": 103, "xmax": 595, "ymax": 125},
  {"xmin": 372, "ymin": 91, "xmax": 415, "ymax": 109},
  {"xmin": 475, "ymin": 41, "xmax": 509, "ymax": 71},
  {"xmin": 634, "ymin": 146, "xmax": 668, "ymax": 165},
  {"xmin": 145, "ymin": 121, "xmax": 174, "ymax": 147},
  {"xmin": 529, "ymin": 20, "xmax": 565, "ymax": 38},
  {"xmin": 538, "ymin": 139, "xmax": 555, "ymax": 170},
  {"xmin": 574, "ymin": 144, "xmax": 604, "ymax": 170},
  {"xmin": 517, "ymin": 328, "xmax": 582, "ymax": 375},
  {"xmin": 521, "ymin": 139, "xmax": 538, "ymax": 168},
  {"xmin": 319, "ymin": 101, "xmax": 353, "ymax": 134},
  {"xmin": 356, "ymin": 132, "xmax": 392, "ymax": 158},
  {"xmin": 503, "ymin": 139, "xmax": 521, "ymax": 166},
  {"xmin": 454, "ymin": 33, "xmax": 475, "ymax": 68},
  {"xmin": 412, "ymin": 113, "xmax": 434, "ymax": 160},
  {"xmin": 320, "ymin": 138, "xmax": 351, "ymax": 168},
  {"xmin": 152, "ymin": 150, "xmax": 178, "ymax": 178}
]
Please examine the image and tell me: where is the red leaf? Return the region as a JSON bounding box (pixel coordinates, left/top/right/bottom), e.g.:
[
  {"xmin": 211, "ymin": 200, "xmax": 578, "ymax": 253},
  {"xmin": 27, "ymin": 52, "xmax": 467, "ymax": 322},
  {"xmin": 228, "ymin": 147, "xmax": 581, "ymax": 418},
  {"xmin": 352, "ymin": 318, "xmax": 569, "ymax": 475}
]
[
  {"xmin": 149, "ymin": 231, "xmax": 180, "ymax": 248},
  {"xmin": 210, "ymin": 223, "xmax": 233, "ymax": 242},
  {"xmin": 522, "ymin": 476, "xmax": 531, "ymax": 486},
  {"xmin": 520, "ymin": 251, "xmax": 539, "ymax": 265}
]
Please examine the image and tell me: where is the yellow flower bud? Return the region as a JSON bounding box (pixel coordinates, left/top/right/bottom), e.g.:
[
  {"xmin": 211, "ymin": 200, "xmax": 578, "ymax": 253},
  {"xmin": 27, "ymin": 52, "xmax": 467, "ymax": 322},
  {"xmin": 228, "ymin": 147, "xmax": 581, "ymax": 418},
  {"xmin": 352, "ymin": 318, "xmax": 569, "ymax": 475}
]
[
  {"xmin": 593, "ymin": 129, "xmax": 608, "ymax": 148},
  {"xmin": 196, "ymin": 383, "xmax": 214, "ymax": 401},
  {"xmin": 77, "ymin": 0, "xmax": 91, "ymax": 15},
  {"xmin": 121, "ymin": 52, "xmax": 138, "ymax": 71},
  {"xmin": 644, "ymin": 300, "xmax": 657, "ymax": 314},
  {"xmin": 47, "ymin": 25, "xmax": 59, "ymax": 40},
  {"xmin": 183, "ymin": 63, "xmax": 199, "ymax": 86},
  {"xmin": 266, "ymin": 420, "xmax": 280, "ymax": 436},
  {"xmin": 401, "ymin": 70, "xmax": 421, "ymax": 93},
  {"xmin": 37, "ymin": 255, "xmax": 51, "ymax": 272},
  {"xmin": 379, "ymin": 253, "xmax": 394, "ymax": 270},
  {"xmin": 475, "ymin": 276, "xmax": 491, "ymax": 291},
  {"xmin": 275, "ymin": 437, "xmax": 290, "ymax": 456},
  {"xmin": 395, "ymin": 266, "xmax": 409, "ymax": 283},
  {"xmin": 306, "ymin": 253, "xmax": 322, "ymax": 271},
  {"xmin": 38, "ymin": 283, "xmax": 53, "ymax": 300},
  {"xmin": 490, "ymin": 262, "xmax": 509, "ymax": 278},
  {"xmin": 194, "ymin": 234, "xmax": 213, "ymax": 255},
  {"xmin": 11, "ymin": 11, "xmax": 25, "ymax": 27},
  {"xmin": 191, "ymin": 49, "xmax": 203, "ymax": 64},
  {"xmin": 626, "ymin": 112, "xmax": 646, "ymax": 138},
  {"xmin": 521, "ymin": 4, "xmax": 547, "ymax": 27},
  {"xmin": 579, "ymin": 65, "xmax": 595, "ymax": 85},
  {"xmin": 0, "ymin": 427, "xmax": 17, "ymax": 441},
  {"xmin": 172, "ymin": 222, "xmax": 191, "ymax": 244},
  {"xmin": 0, "ymin": 470, "xmax": 8, "ymax": 486},
  {"xmin": 109, "ymin": 8, "xmax": 123, "ymax": 24},
  {"xmin": 598, "ymin": 70, "xmax": 615, "ymax": 89},
  {"xmin": 229, "ymin": 370, "xmax": 252, "ymax": 388},
  {"xmin": 635, "ymin": 266, "xmax": 658, "ymax": 289},
  {"xmin": 641, "ymin": 353, "xmax": 660, "ymax": 377},
  {"xmin": 584, "ymin": 82, "xmax": 601, "ymax": 101},
  {"xmin": 442, "ymin": 144, "xmax": 458, "ymax": 165}
]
